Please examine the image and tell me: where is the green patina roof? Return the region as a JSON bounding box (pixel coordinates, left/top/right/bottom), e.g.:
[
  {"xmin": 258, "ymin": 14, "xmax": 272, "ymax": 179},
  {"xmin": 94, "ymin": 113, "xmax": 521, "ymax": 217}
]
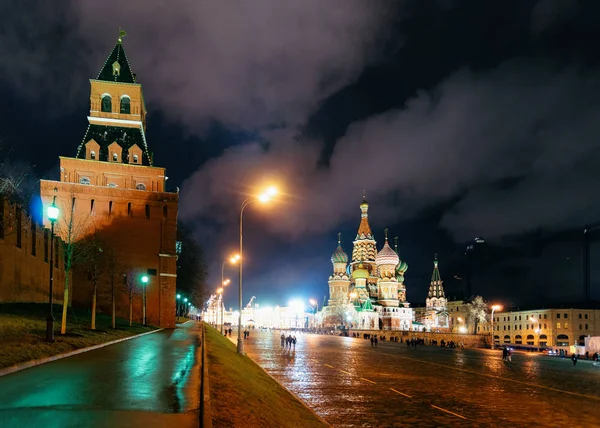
[
  {"xmin": 96, "ymin": 39, "xmax": 136, "ymax": 84},
  {"xmin": 362, "ymin": 298, "xmax": 374, "ymax": 311},
  {"xmin": 76, "ymin": 124, "xmax": 152, "ymax": 165}
]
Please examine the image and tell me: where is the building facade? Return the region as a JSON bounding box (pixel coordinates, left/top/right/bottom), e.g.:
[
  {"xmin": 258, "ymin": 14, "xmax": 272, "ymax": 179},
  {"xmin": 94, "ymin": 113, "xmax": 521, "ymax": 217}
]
[
  {"xmin": 39, "ymin": 34, "xmax": 178, "ymax": 328},
  {"xmin": 480, "ymin": 308, "xmax": 600, "ymax": 347},
  {"xmin": 317, "ymin": 198, "xmax": 413, "ymax": 330}
]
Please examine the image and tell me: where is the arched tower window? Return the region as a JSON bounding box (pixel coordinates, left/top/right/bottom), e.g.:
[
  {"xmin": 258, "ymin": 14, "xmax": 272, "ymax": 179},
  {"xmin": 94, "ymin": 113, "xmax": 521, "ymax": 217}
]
[
  {"xmin": 90, "ymin": 150, "xmax": 96, "ymax": 160},
  {"xmin": 113, "ymin": 153, "xmax": 118, "ymax": 162},
  {"xmin": 136, "ymin": 183, "xmax": 146, "ymax": 191},
  {"xmin": 101, "ymin": 95, "xmax": 112, "ymax": 112},
  {"xmin": 133, "ymin": 154, "xmax": 139, "ymax": 163},
  {"xmin": 120, "ymin": 96, "xmax": 130, "ymax": 114},
  {"xmin": 80, "ymin": 176, "xmax": 90, "ymax": 185}
]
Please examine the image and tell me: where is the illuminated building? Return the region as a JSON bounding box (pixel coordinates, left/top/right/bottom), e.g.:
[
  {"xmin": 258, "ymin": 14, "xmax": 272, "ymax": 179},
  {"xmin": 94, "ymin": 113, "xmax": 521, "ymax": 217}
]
[
  {"xmin": 39, "ymin": 32, "xmax": 178, "ymax": 328},
  {"xmin": 317, "ymin": 198, "xmax": 413, "ymax": 330}
]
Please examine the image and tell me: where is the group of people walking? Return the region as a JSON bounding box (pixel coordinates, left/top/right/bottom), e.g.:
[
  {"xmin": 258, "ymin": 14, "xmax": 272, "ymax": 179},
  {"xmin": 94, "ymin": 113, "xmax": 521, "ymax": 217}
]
[{"xmin": 281, "ymin": 333, "xmax": 297, "ymax": 349}]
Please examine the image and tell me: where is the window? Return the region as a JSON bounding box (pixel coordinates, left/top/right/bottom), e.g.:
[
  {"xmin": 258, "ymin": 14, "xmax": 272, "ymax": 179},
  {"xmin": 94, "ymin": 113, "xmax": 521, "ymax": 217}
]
[
  {"xmin": 564, "ymin": 313, "xmax": 568, "ymax": 319},
  {"xmin": 113, "ymin": 153, "xmax": 118, "ymax": 162},
  {"xmin": 80, "ymin": 176, "xmax": 90, "ymax": 185},
  {"xmin": 544, "ymin": 323, "xmax": 547, "ymax": 329},
  {"xmin": 579, "ymin": 324, "xmax": 582, "ymax": 330},
  {"xmin": 109, "ymin": 201, "xmax": 113, "ymax": 215},
  {"xmin": 133, "ymin": 154, "xmax": 139, "ymax": 163},
  {"xmin": 44, "ymin": 229, "xmax": 48, "ymax": 262},
  {"xmin": 101, "ymin": 95, "xmax": 112, "ymax": 112},
  {"xmin": 91, "ymin": 150, "xmax": 96, "ymax": 160},
  {"xmin": 54, "ymin": 238, "xmax": 59, "ymax": 268},
  {"xmin": 557, "ymin": 323, "xmax": 561, "ymax": 329},
  {"xmin": 544, "ymin": 314, "xmax": 547, "ymax": 319},
  {"xmin": 120, "ymin": 96, "xmax": 130, "ymax": 114},
  {"xmin": 579, "ymin": 314, "xmax": 582, "ymax": 319},
  {"xmin": 31, "ymin": 219, "xmax": 36, "ymax": 256},
  {"xmin": 557, "ymin": 314, "xmax": 560, "ymax": 319},
  {"xmin": 136, "ymin": 183, "xmax": 146, "ymax": 191},
  {"xmin": 585, "ymin": 324, "xmax": 588, "ymax": 330},
  {"xmin": 108, "ymin": 183, "xmax": 117, "ymax": 188},
  {"xmin": 556, "ymin": 334, "xmax": 569, "ymax": 346},
  {"xmin": 585, "ymin": 314, "xmax": 588, "ymax": 319},
  {"xmin": 16, "ymin": 205, "xmax": 21, "ymax": 248},
  {"xmin": 127, "ymin": 202, "xmax": 132, "ymax": 217}
]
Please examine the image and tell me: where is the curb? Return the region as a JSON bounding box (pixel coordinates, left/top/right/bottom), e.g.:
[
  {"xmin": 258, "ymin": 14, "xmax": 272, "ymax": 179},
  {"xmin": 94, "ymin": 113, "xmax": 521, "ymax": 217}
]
[
  {"xmin": 0, "ymin": 328, "xmax": 164, "ymax": 378},
  {"xmin": 201, "ymin": 323, "xmax": 212, "ymax": 428}
]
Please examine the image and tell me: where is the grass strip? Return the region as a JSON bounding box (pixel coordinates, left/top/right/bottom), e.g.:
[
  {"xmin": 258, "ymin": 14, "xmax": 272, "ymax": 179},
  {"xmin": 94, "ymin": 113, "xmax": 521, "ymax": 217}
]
[
  {"xmin": 0, "ymin": 303, "xmax": 156, "ymax": 369},
  {"xmin": 205, "ymin": 326, "xmax": 328, "ymax": 427}
]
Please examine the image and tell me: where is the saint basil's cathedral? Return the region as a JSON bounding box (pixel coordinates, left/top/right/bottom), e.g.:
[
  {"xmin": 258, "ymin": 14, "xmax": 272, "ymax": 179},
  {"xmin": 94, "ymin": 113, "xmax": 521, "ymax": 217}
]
[{"xmin": 316, "ymin": 198, "xmax": 449, "ymax": 331}]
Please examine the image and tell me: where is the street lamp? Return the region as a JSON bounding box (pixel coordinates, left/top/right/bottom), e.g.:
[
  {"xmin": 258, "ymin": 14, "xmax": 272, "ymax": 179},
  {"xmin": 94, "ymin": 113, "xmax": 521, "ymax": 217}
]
[
  {"xmin": 176, "ymin": 294, "xmax": 181, "ymax": 317},
  {"xmin": 238, "ymin": 186, "xmax": 278, "ymax": 355},
  {"xmin": 221, "ymin": 254, "xmax": 239, "ymax": 335},
  {"xmin": 45, "ymin": 197, "xmax": 60, "ymax": 342},
  {"xmin": 141, "ymin": 275, "xmax": 149, "ymax": 326},
  {"xmin": 529, "ymin": 316, "xmax": 541, "ymax": 347},
  {"xmin": 490, "ymin": 304, "xmax": 502, "ymax": 349}
]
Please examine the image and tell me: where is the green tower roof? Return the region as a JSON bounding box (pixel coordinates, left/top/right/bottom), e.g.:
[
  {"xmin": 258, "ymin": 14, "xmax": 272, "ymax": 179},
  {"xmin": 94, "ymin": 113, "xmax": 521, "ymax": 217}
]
[{"xmin": 96, "ymin": 31, "xmax": 136, "ymax": 84}]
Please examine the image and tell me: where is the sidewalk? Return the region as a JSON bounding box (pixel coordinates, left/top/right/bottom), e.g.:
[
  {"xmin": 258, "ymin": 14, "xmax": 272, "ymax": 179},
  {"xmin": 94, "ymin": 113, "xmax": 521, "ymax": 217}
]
[{"xmin": 0, "ymin": 321, "xmax": 202, "ymax": 428}]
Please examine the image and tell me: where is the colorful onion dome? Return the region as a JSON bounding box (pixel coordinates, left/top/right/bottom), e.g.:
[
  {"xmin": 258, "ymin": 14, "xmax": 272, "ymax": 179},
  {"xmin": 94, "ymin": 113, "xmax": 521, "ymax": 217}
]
[
  {"xmin": 352, "ymin": 263, "xmax": 369, "ymax": 280},
  {"xmin": 376, "ymin": 229, "xmax": 399, "ymax": 266},
  {"xmin": 397, "ymin": 259, "xmax": 408, "ymax": 274},
  {"xmin": 331, "ymin": 233, "xmax": 348, "ymax": 264}
]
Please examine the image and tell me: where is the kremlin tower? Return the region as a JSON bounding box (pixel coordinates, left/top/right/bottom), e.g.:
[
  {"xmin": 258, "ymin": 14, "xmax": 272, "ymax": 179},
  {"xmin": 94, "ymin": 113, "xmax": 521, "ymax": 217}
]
[{"xmin": 328, "ymin": 233, "xmax": 350, "ymax": 306}]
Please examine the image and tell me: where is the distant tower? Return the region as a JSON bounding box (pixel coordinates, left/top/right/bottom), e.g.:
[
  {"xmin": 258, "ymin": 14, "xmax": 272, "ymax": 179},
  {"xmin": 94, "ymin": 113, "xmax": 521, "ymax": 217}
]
[
  {"xmin": 351, "ymin": 197, "xmax": 377, "ymax": 281},
  {"xmin": 328, "ymin": 233, "xmax": 350, "ymax": 306},
  {"xmin": 394, "ymin": 237, "xmax": 409, "ymax": 304},
  {"xmin": 375, "ymin": 229, "xmax": 400, "ymax": 307},
  {"xmin": 425, "ymin": 254, "xmax": 449, "ymax": 329}
]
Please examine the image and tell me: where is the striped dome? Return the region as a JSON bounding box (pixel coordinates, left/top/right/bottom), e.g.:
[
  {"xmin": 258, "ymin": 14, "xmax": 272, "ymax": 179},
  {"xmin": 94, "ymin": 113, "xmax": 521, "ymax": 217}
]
[
  {"xmin": 396, "ymin": 259, "xmax": 408, "ymax": 275},
  {"xmin": 331, "ymin": 244, "xmax": 348, "ymax": 264},
  {"xmin": 376, "ymin": 240, "xmax": 399, "ymax": 266}
]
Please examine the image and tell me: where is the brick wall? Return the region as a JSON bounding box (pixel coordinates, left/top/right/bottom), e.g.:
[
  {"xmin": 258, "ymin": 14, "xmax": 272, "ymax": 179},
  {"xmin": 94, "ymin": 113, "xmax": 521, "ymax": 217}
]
[{"xmin": 0, "ymin": 199, "xmax": 70, "ymax": 304}]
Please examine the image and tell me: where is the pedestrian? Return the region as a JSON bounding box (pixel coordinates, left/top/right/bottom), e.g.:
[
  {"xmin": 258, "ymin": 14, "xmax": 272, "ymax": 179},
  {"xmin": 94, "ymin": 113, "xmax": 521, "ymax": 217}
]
[
  {"xmin": 370, "ymin": 337, "xmax": 374, "ymax": 347},
  {"xmin": 292, "ymin": 336, "xmax": 297, "ymax": 349},
  {"xmin": 502, "ymin": 347, "xmax": 508, "ymax": 361},
  {"xmin": 572, "ymin": 353, "xmax": 578, "ymax": 366},
  {"xmin": 280, "ymin": 333, "xmax": 285, "ymax": 347},
  {"xmin": 374, "ymin": 337, "xmax": 378, "ymax": 346}
]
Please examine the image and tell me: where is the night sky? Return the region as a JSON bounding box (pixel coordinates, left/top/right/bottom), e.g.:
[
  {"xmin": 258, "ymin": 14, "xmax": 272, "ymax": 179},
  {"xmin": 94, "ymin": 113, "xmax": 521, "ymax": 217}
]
[{"xmin": 2, "ymin": 0, "xmax": 600, "ymax": 310}]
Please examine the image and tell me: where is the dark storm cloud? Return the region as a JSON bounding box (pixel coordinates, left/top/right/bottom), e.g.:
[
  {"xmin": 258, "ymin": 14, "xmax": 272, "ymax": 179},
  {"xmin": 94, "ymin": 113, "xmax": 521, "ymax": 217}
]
[{"xmin": 182, "ymin": 61, "xmax": 600, "ymax": 242}]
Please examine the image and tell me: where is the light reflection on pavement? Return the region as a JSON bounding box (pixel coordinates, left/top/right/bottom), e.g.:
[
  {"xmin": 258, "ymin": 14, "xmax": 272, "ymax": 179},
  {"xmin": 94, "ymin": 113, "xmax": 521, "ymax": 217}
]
[
  {"xmin": 0, "ymin": 322, "xmax": 201, "ymax": 428},
  {"xmin": 238, "ymin": 330, "xmax": 600, "ymax": 427}
]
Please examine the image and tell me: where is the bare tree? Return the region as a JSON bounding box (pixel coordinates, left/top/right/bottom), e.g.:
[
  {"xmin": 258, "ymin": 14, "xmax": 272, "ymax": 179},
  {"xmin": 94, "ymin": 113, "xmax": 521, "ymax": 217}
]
[
  {"xmin": 79, "ymin": 233, "xmax": 104, "ymax": 331},
  {"xmin": 103, "ymin": 247, "xmax": 125, "ymax": 329},
  {"xmin": 123, "ymin": 269, "xmax": 141, "ymax": 326},
  {"xmin": 467, "ymin": 295, "xmax": 488, "ymax": 334},
  {"xmin": 53, "ymin": 187, "xmax": 93, "ymax": 335}
]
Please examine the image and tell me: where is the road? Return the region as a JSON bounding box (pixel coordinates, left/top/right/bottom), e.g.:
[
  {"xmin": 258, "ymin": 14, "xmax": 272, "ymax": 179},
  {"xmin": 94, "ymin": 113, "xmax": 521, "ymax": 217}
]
[
  {"xmin": 241, "ymin": 330, "xmax": 600, "ymax": 427},
  {"xmin": 0, "ymin": 321, "xmax": 201, "ymax": 428}
]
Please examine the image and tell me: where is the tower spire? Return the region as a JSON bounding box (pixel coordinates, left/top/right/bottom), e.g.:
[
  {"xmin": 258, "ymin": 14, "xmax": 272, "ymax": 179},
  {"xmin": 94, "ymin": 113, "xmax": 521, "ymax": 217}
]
[
  {"xmin": 394, "ymin": 236, "xmax": 399, "ymax": 254},
  {"xmin": 428, "ymin": 254, "xmax": 444, "ymax": 298},
  {"xmin": 384, "ymin": 228, "xmax": 389, "ymax": 242},
  {"xmin": 338, "ymin": 232, "xmax": 342, "ymax": 245}
]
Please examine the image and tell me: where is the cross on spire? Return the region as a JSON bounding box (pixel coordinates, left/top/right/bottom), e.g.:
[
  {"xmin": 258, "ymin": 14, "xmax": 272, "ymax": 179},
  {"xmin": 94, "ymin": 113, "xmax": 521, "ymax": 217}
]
[{"xmin": 118, "ymin": 28, "xmax": 127, "ymax": 43}]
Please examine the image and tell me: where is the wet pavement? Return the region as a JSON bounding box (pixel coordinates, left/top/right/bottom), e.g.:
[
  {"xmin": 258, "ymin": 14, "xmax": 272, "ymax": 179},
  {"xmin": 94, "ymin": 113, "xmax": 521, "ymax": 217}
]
[
  {"xmin": 0, "ymin": 321, "xmax": 201, "ymax": 428},
  {"xmin": 240, "ymin": 331, "xmax": 600, "ymax": 427}
]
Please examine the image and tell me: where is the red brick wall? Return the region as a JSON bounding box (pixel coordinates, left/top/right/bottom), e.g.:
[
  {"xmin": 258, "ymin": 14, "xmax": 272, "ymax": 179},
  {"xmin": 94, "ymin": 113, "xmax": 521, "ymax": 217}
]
[{"xmin": 0, "ymin": 199, "xmax": 70, "ymax": 305}]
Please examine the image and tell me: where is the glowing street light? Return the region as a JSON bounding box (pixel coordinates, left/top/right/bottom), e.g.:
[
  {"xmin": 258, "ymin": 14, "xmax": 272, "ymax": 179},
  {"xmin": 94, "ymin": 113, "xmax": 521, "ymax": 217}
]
[
  {"xmin": 45, "ymin": 196, "xmax": 60, "ymax": 342},
  {"xmin": 238, "ymin": 185, "xmax": 279, "ymax": 355},
  {"xmin": 490, "ymin": 304, "xmax": 503, "ymax": 349},
  {"xmin": 141, "ymin": 275, "xmax": 149, "ymax": 326},
  {"xmin": 221, "ymin": 254, "xmax": 240, "ymax": 335}
]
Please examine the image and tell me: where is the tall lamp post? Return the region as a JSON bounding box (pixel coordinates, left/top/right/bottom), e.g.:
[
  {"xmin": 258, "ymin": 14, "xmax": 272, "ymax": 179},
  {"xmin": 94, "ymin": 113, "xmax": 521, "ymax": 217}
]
[
  {"xmin": 490, "ymin": 304, "xmax": 502, "ymax": 349},
  {"xmin": 238, "ymin": 186, "xmax": 278, "ymax": 355},
  {"xmin": 529, "ymin": 316, "xmax": 540, "ymax": 348},
  {"xmin": 221, "ymin": 254, "xmax": 239, "ymax": 334},
  {"xmin": 176, "ymin": 294, "xmax": 181, "ymax": 317},
  {"xmin": 141, "ymin": 275, "xmax": 149, "ymax": 326},
  {"xmin": 46, "ymin": 197, "xmax": 60, "ymax": 342}
]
